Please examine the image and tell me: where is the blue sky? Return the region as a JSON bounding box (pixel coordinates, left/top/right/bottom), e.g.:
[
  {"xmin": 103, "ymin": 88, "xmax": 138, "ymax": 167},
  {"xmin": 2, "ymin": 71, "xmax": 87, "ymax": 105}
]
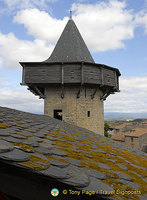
[{"xmin": 0, "ymin": 0, "xmax": 147, "ymax": 114}]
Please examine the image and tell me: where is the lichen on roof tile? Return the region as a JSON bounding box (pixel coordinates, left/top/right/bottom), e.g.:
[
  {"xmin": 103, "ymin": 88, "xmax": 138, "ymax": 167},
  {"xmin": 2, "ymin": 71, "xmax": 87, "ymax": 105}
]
[{"xmin": 0, "ymin": 106, "xmax": 147, "ymax": 200}]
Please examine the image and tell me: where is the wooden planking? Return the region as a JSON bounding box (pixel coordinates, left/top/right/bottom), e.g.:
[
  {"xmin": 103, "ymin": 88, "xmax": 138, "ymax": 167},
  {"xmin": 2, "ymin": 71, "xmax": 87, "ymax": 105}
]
[
  {"xmin": 83, "ymin": 65, "xmax": 101, "ymax": 84},
  {"xmin": 24, "ymin": 65, "xmax": 61, "ymax": 83},
  {"xmin": 22, "ymin": 63, "xmax": 118, "ymax": 87},
  {"xmin": 64, "ymin": 65, "xmax": 81, "ymax": 83},
  {"xmin": 103, "ymin": 68, "xmax": 116, "ymax": 87}
]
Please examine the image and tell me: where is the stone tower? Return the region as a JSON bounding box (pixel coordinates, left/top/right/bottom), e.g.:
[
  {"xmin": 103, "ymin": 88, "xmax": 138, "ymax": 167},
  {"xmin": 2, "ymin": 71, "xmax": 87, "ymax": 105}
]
[{"xmin": 20, "ymin": 17, "xmax": 120, "ymax": 135}]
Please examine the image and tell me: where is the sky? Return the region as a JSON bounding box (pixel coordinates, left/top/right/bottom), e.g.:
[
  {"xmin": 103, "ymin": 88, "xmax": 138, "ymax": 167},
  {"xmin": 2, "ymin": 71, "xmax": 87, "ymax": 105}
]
[{"xmin": 0, "ymin": 0, "xmax": 147, "ymax": 115}]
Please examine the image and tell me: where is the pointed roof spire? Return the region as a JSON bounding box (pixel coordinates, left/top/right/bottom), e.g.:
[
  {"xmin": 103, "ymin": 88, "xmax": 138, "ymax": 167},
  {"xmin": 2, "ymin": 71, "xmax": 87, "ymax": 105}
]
[
  {"xmin": 45, "ymin": 18, "xmax": 94, "ymax": 63},
  {"xmin": 70, "ymin": 10, "xmax": 72, "ymax": 19}
]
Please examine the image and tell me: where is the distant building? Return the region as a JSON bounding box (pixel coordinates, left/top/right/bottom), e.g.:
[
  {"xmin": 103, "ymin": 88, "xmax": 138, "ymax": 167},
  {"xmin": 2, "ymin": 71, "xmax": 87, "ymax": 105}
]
[
  {"xmin": 20, "ymin": 16, "xmax": 120, "ymax": 135},
  {"xmin": 112, "ymin": 128, "xmax": 147, "ymax": 153}
]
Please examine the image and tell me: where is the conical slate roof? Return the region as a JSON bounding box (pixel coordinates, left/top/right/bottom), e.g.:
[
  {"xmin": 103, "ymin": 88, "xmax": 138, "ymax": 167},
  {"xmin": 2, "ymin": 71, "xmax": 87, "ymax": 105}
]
[{"xmin": 45, "ymin": 19, "xmax": 94, "ymax": 63}]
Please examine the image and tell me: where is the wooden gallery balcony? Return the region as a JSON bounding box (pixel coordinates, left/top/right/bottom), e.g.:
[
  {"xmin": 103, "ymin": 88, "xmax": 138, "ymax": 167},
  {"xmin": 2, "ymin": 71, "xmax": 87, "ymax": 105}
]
[{"xmin": 20, "ymin": 61, "xmax": 121, "ymax": 100}]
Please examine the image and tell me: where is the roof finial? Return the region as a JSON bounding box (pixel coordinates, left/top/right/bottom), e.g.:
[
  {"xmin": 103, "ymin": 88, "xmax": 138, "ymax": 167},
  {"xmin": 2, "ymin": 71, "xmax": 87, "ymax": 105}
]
[{"xmin": 70, "ymin": 10, "xmax": 72, "ymax": 19}]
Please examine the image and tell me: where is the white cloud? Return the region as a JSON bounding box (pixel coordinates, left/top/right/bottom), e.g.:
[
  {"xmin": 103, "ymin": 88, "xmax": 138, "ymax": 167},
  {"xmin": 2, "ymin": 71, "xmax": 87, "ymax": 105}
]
[
  {"xmin": 0, "ymin": 1, "xmax": 147, "ymax": 68},
  {"xmin": 1, "ymin": 0, "xmax": 57, "ymax": 13},
  {"xmin": 105, "ymin": 76, "xmax": 147, "ymax": 113},
  {"xmin": 135, "ymin": 11, "xmax": 147, "ymax": 34},
  {"xmin": 13, "ymin": 0, "xmax": 140, "ymax": 53},
  {"xmin": 120, "ymin": 76, "xmax": 147, "ymax": 91},
  {"xmin": 0, "ymin": 87, "xmax": 44, "ymax": 114},
  {"xmin": 14, "ymin": 9, "xmax": 68, "ymax": 43},
  {"xmin": 71, "ymin": 0, "xmax": 135, "ymax": 52},
  {"xmin": 0, "ymin": 57, "xmax": 3, "ymax": 68},
  {"xmin": 0, "ymin": 32, "xmax": 54, "ymax": 68}
]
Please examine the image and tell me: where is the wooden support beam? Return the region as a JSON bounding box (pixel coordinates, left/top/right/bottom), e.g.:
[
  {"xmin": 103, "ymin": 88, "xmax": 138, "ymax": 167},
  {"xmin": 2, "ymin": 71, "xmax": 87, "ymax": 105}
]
[
  {"xmin": 34, "ymin": 86, "xmax": 45, "ymax": 99},
  {"xmin": 61, "ymin": 85, "xmax": 64, "ymax": 99},
  {"xmin": 100, "ymin": 88, "xmax": 111, "ymax": 101},
  {"xmin": 85, "ymin": 86, "xmax": 87, "ymax": 98},
  {"xmin": 91, "ymin": 87, "xmax": 98, "ymax": 99},
  {"xmin": 101, "ymin": 67, "xmax": 104, "ymax": 85},
  {"xmin": 77, "ymin": 86, "xmax": 82, "ymax": 98},
  {"xmin": 81, "ymin": 62, "xmax": 84, "ymax": 85},
  {"xmin": 61, "ymin": 63, "xmax": 64, "ymax": 85}
]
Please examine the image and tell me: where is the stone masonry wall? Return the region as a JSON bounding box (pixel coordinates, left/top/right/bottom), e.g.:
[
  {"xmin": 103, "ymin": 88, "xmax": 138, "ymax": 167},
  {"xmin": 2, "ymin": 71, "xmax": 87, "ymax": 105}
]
[{"xmin": 44, "ymin": 86, "xmax": 104, "ymax": 135}]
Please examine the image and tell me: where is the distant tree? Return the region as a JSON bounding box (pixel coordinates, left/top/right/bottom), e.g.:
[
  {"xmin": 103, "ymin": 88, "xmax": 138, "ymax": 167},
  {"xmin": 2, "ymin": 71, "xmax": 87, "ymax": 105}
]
[{"xmin": 104, "ymin": 122, "xmax": 110, "ymax": 137}]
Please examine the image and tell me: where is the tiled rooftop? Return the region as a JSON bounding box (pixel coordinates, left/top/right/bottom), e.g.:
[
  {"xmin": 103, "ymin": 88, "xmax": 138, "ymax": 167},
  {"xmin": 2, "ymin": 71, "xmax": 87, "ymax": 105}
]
[
  {"xmin": 112, "ymin": 128, "xmax": 147, "ymax": 141},
  {"xmin": 111, "ymin": 132, "xmax": 126, "ymax": 142},
  {"xmin": 125, "ymin": 128, "xmax": 147, "ymax": 138},
  {"xmin": 0, "ymin": 106, "xmax": 147, "ymax": 200}
]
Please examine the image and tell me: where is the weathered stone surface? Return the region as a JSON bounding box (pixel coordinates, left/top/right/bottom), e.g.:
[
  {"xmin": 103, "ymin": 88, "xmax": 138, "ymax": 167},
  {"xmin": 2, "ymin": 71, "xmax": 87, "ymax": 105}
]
[
  {"xmin": 28, "ymin": 136, "xmax": 43, "ymax": 143},
  {"xmin": 64, "ymin": 166, "xmax": 90, "ymax": 187},
  {"xmin": 0, "ymin": 149, "xmax": 29, "ymax": 162},
  {"xmin": 40, "ymin": 138, "xmax": 55, "ymax": 146},
  {"xmin": 117, "ymin": 172, "xmax": 132, "ymax": 181},
  {"xmin": 40, "ymin": 142, "xmax": 54, "ymax": 149},
  {"xmin": 51, "ymin": 148, "xmax": 67, "ymax": 156},
  {"xmin": 66, "ymin": 157, "xmax": 81, "ymax": 167},
  {"xmin": 130, "ymin": 163, "xmax": 146, "ymax": 171},
  {"xmin": 10, "ymin": 134, "xmax": 27, "ymax": 139},
  {"xmin": 50, "ymin": 159, "xmax": 69, "ymax": 168},
  {"xmin": 34, "ymin": 131, "xmax": 47, "ymax": 138},
  {"xmin": 118, "ymin": 163, "xmax": 128, "ymax": 171},
  {"xmin": 86, "ymin": 169, "xmax": 107, "ymax": 180},
  {"xmin": 98, "ymin": 163, "xmax": 112, "ymax": 170},
  {"xmin": 0, "ymin": 130, "xmax": 10, "ymax": 136},
  {"xmin": 24, "ymin": 140, "xmax": 39, "ymax": 147},
  {"xmin": 35, "ymin": 147, "xmax": 52, "ymax": 155},
  {"xmin": 0, "ymin": 140, "xmax": 14, "ymax": 153},
  {"xmin": 1, "ymin": 136, "xmax": 22, "ymax": 143},
  {"xmin": 42, "ymin": 165, "xmax": 70, "ymax": 179},
  {"xmin": 117, "ymin": 179, "xmax": 139, "ymax": 189},
  {"xmin": 0, "ymin": 106, "xmax": 146, "ymax": 200},
  {"xmin": 92, "ymin": 149, "xmax": 107, "ymax": 154},
  {"xmin": 82, "ymin": 177, "xmax": 113, "ymax": 193}
]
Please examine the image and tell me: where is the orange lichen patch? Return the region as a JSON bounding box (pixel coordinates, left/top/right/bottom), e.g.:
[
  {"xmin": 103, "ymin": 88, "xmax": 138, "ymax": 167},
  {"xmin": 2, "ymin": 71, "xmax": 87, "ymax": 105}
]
[
  {"xmin": 13, "ymin": 120, "xmax": 24, "ymax": 123},
  {"xmin": 63, "ymin": 135, "xmax": 76, "ymax": 142},
  {"xmin": 47, "ymin": 131, "xmax": 63, "ymax": 137},
  {"xmin": 20, "ymin": 133, "xmax": 33, "ymax": 137},
  {"xmin": 12, "ymin": 143, "xmax": 35, "ymax": 152},
  {"xmin": 18, "ymin": 154, "xmax": 50, "ymax": 171},
  {"xmin": 50, "ymin": 130, "xmax": 60, "ymax": 134},
  {"xmin": 125, "ymin": 163, "xmax": 147, "ymax": 180},
  {"xmin": 0, "ymin": 123, "xmax": 11, "ymax": 129},
  {"xmin": 46, "ymin": 155, "xmax": 70, "ymax": 164},
  {"xmin": 103, "ymin": 179, "xmax": 141, "ymax": 200},
  {"xmin": 58, "ymin": 128, "xmax": 66, "ymax": 132},
  {"xmin": 127, "ymin": 172, "xmax": 147, "ymax": 195},
  {"xmin": 70, "ymin": 133, "xmax": 82, "ymax": 137}
]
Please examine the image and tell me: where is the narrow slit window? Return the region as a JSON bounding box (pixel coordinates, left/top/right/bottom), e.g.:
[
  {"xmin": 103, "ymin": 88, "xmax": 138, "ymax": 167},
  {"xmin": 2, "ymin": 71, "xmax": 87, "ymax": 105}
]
[{"xmin": 87, "ymin": 111, "xmax": 90, "ymax": 117}]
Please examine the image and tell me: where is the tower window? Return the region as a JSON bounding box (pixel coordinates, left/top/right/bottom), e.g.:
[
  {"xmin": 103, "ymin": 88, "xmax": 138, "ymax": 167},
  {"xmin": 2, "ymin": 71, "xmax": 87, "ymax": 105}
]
[
  {"xmin": 87, "ymin": 111, "xmax": 90, "ymax": 117},
  {"xmin": 54, "ymin": 109, "xmax": 62, "ymax": 120}
]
